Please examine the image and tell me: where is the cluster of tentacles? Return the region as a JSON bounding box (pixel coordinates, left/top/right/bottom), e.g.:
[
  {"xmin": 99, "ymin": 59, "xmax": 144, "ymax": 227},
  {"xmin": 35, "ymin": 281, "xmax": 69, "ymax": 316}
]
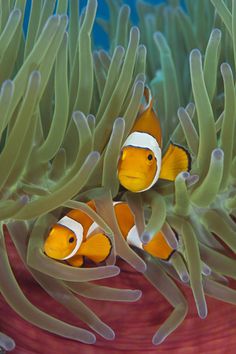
[{"xmin": 0, "ymin": 0, "xmax": 236, "ymax": 352}]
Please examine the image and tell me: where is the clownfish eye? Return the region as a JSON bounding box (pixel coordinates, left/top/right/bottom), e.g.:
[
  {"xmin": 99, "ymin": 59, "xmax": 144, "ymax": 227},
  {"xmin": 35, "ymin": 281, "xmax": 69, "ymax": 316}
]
[
  {"xmin": 69, "ymin": 237, "xmax": 75, "ymax": 243},
  {"xmin": 148, "ymin": 154, "xmax": 153, "ymax": 161}
]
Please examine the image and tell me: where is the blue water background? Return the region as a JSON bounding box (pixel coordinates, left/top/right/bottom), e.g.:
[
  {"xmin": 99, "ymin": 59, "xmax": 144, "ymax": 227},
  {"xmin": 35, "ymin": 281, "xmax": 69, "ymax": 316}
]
[{"xmin": 24, "ymin": 0, "xmax": 165, "ymax": 49}]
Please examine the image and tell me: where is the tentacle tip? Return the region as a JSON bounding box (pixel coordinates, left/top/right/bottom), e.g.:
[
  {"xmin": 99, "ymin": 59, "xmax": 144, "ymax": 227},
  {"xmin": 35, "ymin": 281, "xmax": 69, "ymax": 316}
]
[
  {"xmin": 87, "ymin": 114, "xmax": 96, "ymax": 123},
  {"xmin": 122, "ymin": 4, "xmax": 131, "ymax": 12},
  {"xmin": 134, "ymin": 260, "xmax": 147, "ymax": 273},
  {"xmin": 177, "ymin": 106, "xmax": 186, "ymax": 116},
  {"xmin": 2, "ymin": 79, "xmax": 13, "ymax": 88},
  {"xmin": 116, "ymin": 45, "xmax": 125, "ymax": 54},
  {"xmin": 212, "ymin": 148, "xmax": 223, "ymax": 160},
  {"xmin": 90, "ymin": 151, "xmax": 100, "ymax": 160},
  {"xmin": 47, "ymin": 14, "xmax": 60, "ymax": 25},
  {"xmin": 60, "ymin": 14, "xmax": 68, "ymax": 24},
  {"xmin": 11, "ymin": 8, "xmax": 21, "ymax": 18},
  {"xmin": 152, "ymin": 333, "xmax": 165, "ymax": 346},
  {"xmin": 104, "ymin": 329, "xmax": 115, "ymax": 341},
  {"xmin": 187, "ymin": 102, "xmax": 195, "ymax": 110},
  {"xmin": 30, "ymin": 70, "xmax": 41, "ymax": 81},
  {"xmin": 198, "ymin": 305, "xmax": 208, "ymax": 319},
  {"xmin": 154, "ymin": 30, "xmax": 162, "ymax": 37},
  {"xmin": 131, "ymin": 26, "xmax": 140, "ymax": 36},
  {"xmin": 136, "ymin": 73, "xmax": 146, "ymax": 83},
  {"xmin": 139, "ymin": 44, "xmax": 147, "ymax": 51},
  {"xmin": 109, "ymin": 265, "xmax": 120, "ymax": 276},
  {"xmin": 211, "ymin": 28, "xmax": 221, "ymax": 38},
  {"xmin": 72, "ymin": 111, "xmax": 84, "ymax": 122},
  {"xmin": 114, "ymin": 117, "xmax": 125, "ymax": 127},
  {"xmin": 220, "ymin": 62, "xmax": 230, "ymax": 73},
  {"xmin": 86, "ymin": 0, "xmax": 98, "ymax": 10},
  {"xmin": 181, "ymin": 274, "xmax": 190, "ymax": 283},
  {"xmin": 190, "ymin": 48, "xmax": 201, "ymax": 59},
  {"xmin": 135, "ymin": 80, "xmax": 145, "ymax": 90},
  {"xmin": 20, "ymin": 195, "xmax": 29, "ymax": 205},
  {"xmin": 202, "ymin": 267, "xmax": 211, "ymax": 276},
  {"xmin": 86, "ymin": 334, "xmax": 96, "ymax": 344},
  {"xmin": 186, "ymin": 174, "xmax": 199, "ymax": 187},
  {"xmin": 4, "ymin": 340, "xmax": 16, "ymax": 352},
  {"xmin": 181, "ymin": 171, "xmax": 190, "ymax": 180},
  {"xmin": 133, "ymin": 289, "xmax": 142, "ymax": 301},
  {"xmin": 141, "ymin": 232, "xmax": 150, "ymax": 244},
  {"xmin": 93, "ymin": 0, "xmax": 98, "ymax": 7},
  {"xmin": 140, "ymin": 263, "xmax": 147, "ymax": 273}
]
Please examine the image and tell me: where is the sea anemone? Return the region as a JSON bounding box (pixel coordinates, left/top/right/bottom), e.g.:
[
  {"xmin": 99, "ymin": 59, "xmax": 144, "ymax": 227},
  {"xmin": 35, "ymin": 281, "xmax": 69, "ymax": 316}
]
[{"xmin": 0, "ymin": 0, "xmax": 236, "ymax": 352}]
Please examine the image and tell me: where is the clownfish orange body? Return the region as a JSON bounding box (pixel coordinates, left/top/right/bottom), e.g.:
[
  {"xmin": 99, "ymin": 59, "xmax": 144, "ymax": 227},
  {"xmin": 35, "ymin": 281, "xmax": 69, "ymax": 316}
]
[
  {"xmin": 118, "ymin": 87, "xmax": 191, "ymax": 192},
  {"xmin": 44, "ymin": 201, "xmax": 177, "ymax": 267}
]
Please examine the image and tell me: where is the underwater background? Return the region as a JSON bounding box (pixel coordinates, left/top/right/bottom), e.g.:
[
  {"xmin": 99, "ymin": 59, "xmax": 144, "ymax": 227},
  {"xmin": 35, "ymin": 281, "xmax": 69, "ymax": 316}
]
[
  {"xmin": 23, "ymin": 0, "xmax": 165, "ymax": 48},
  {"xmin": 0, "ymin": 0, "xmax": 236, "ymax": 353}
]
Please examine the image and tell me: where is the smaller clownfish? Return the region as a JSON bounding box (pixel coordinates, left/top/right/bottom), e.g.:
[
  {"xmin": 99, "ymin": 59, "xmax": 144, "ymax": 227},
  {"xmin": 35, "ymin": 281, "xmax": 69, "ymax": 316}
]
[
  {"xmin": 118, "ymin": 87, "xmax": 191, "ymax": 192},
  {"xmin": 44, "ymin": 201, "xmax": 112, "ymax": 267},
  {"xmin": 44, "ymin": 201, "xmax": 177, "ymax": 267}
]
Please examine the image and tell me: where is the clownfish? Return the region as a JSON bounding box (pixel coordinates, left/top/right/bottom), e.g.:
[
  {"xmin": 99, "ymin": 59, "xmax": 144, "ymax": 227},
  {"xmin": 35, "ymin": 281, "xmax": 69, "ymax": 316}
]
[
  {"xmin": 44, "ymin": 201, "xmax": 177, "ymax": 267},
  {"xmin": 113, "ymin": 201, "xmax": 177, "ymax": 261},
  {"xmin": 44, "ymin": 201, "xmax": 111, "ymax": 267},
  {"xmin": 118, "ymin": 87, "xmax": 191, "ymax": 192}
]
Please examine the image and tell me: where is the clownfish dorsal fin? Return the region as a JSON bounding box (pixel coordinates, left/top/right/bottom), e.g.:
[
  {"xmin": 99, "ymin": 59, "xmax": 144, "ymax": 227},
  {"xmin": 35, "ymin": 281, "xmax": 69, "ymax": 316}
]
[
  {"xmin": 67, "ymin": 200, "xmax": 96, "ymax": 224},
  {"xmin": 159, "ymin": 142, "xmax": 192, "ymax": 181},
  {"xmin": 132, "ymin": 87, "xmax": 162, "ymax": 147},
  {"xmin": 144, "ymin": 86, "xmax": 153, "ymax": 111}
]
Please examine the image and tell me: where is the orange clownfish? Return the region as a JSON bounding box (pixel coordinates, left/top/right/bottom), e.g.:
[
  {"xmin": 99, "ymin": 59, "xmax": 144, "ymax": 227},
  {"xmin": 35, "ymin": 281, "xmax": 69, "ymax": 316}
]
[
  {"xmin": 44, "ymin": 201, "xmax": 112, "ymax": 267},
  {"xmin": 44, "ymin": 201, "xmax": 177, "ymax": 267},
  {"xmin": 113, "ymin": 202, "xmax": 177, "ymax": 261},
  {"xmin": 118, "ymin": 87, "xmax": 191, "ymax": 192}
]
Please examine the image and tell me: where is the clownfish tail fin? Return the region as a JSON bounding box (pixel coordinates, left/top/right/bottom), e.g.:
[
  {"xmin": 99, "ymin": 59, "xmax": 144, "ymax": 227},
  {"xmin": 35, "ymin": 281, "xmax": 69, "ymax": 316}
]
[
  {"xmin": 77, "ymin": 233, "xmax": 112, "ymax": 264},
  {"xmin": 159, "ymin": 142, "xmax": 192, "ymax": 181},
  {"xmin": 143, "ymin": 231, "xmax": 175, "ymax": 261},
  {"xmin": 173, "ymin": 142, "xmax": 192, "ymax": 171}
]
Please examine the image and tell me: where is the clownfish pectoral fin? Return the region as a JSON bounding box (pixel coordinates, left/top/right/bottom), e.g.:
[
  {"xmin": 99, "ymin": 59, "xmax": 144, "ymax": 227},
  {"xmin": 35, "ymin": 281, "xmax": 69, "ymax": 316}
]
[
  {"xmin": 159, "ymin": 142, "xmax": 191, "ymax": 181},
  {"xmin": 143, "ymin": 231, "xmax": 175, "ymax": 261},
  {"xmin": 77, "ymin": 233, "xmax": 112, "ymax": 264},
  {"xmin": 67, "ymin": 255, "xmax": 84, "ymax": 267}
]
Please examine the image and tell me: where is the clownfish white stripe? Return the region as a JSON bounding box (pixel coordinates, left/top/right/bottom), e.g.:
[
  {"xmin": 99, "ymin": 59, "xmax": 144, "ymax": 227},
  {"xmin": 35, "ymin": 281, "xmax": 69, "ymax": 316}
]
[
  {"xmin": 122, "ymin": 132, "xmax": 162, "ymax": 191},
  {"xmin": 126, "ymin": 225, "xmax": 143, "ymax": 249},
  {"xmin": 58, "ymin": 216, "xmax": 83, "ymax": 260},
  {"xmin": 87, "ymin": 221, "xmax": 99, "ymax": 237}
]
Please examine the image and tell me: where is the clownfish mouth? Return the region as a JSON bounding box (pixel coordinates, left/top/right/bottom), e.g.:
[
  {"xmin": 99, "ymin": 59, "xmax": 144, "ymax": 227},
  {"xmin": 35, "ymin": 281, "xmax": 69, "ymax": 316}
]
[
  {"xmin": 122, "ymin": 175, "xmax": 140, "ymax": 180},
  {"xmin": 118, "ymin": 171, "xmax": 149, "ymax": 192},
  {"xmin": 118, "ymin": 171, "xmax": 145, "ymax": 180}
]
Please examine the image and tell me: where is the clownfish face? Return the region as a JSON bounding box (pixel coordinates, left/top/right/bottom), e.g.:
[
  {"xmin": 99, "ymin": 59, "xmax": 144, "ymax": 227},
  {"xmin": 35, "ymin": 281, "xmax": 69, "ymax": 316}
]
[
  {"xmin": 118, "ymin": 146, "xmax": 157, "ymax": 192},
  {"xmin": 44, "ymin": 224, "xmax": 77, "ymax": 260}
]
